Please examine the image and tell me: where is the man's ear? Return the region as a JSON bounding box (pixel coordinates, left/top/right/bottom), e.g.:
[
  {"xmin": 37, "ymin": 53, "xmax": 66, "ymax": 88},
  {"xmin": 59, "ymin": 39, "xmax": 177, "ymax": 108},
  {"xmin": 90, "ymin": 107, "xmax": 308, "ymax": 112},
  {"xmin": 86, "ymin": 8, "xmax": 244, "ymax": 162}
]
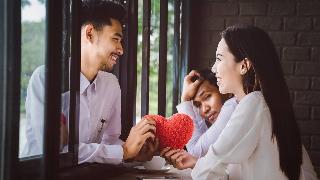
[
  {"xmin": 240, "ymin": 58, "xmax": 252, "ymax": 75},
  {"xmin": 83, "ymin": 24, "xmax": 95, "ymax": 43}
]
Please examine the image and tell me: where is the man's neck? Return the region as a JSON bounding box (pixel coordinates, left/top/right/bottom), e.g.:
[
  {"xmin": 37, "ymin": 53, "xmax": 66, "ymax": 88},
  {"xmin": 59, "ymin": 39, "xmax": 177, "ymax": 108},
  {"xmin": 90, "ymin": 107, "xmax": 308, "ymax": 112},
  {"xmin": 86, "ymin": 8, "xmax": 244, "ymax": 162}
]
[
  {"xmin": 81, "ymin": 71, "xmax": 97, "ymax": 84},
  {"xmin": 81, "ymin": 67, "xmax": 98, "ymax": 83}
]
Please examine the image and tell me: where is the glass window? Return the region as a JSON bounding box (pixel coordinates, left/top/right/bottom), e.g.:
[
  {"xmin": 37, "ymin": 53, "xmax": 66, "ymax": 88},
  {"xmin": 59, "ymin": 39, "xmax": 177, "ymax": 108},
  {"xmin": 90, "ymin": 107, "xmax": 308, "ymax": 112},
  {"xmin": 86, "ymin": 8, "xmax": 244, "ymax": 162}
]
[
  {"xmin": 13, "ymin": 0, "xmax": 184, "ymax": 177},
  {"xmin": 166, "ymin": 0, "xmax": 174, "ymax": 117},
  {"xmin": 136, "ymin": 0, "xmax": 175, "ymax": 121},
  {"xmin": 136, "ymin": 0, "xmax": 143, "ymax": 121},
  {"xmin": 19, "ymin": 0, "xmax": 70, "ymax": 159},
  {"xmin": 19, "ymin": 0, "xmax": 46, "ymax": 158}
]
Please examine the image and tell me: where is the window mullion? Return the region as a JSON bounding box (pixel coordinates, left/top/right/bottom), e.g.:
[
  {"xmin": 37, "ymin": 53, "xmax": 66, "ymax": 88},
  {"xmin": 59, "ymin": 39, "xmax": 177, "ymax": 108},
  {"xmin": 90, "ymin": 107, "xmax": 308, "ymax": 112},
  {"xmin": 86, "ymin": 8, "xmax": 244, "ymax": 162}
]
[
  {"xmin": 172, "ymin": 0, "xmax": 182, "ymax": 114},
  {"xmin": 158, "ymin": 0, "xmax": 168, "ymax": 116},
  {"xmin": 119, "ymin": 0, "xmax": 138, "ymax": 140},
  {"xmin": 0, "ymin": 0, "xmax": 21, "ymax": 179},
  {"xmin": 68, "ymin": 0, "xmax": 81, "ymax": 166},
  {"xmin": 43, "ymin": 0, "xmax": 63, "ymax": 179},
  {"xmin": 141, "ymin": 0, "xmax": 151, "ymax": 117},
  {"xmin": 181, "ymin": 0, "xmax": 191, "ymax": 89}
]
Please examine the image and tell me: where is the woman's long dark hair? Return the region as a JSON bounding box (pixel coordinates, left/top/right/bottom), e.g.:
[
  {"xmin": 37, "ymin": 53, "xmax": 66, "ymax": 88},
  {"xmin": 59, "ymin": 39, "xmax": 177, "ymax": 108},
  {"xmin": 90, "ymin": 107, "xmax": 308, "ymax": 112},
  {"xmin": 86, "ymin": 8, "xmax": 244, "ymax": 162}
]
[{"xmin": 221, "ymin": 25, "xmax": 302, "ymax": 180}]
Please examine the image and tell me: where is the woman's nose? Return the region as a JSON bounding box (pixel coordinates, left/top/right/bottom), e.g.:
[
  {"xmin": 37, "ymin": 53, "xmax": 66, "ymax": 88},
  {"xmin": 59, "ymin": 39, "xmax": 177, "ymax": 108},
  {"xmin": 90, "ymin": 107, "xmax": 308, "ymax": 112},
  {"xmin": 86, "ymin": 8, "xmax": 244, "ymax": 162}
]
[{"xmin": 211, "ymin": 62, "xmax": 217, "ymax": 73}]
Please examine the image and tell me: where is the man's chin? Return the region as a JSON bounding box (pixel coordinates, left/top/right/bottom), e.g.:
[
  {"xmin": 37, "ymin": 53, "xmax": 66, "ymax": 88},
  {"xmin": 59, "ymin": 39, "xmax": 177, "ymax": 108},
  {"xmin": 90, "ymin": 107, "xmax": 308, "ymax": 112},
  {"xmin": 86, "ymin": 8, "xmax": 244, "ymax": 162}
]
[
  {"xmin": 100, "ymin": 65, "xmax": 113, "ymax": 73},
  {"xmin": 101, "ymin": 69, "xmax": 112, "ymax": 73},
  {"xmin": 205, "ymin": 117, "xmax": 216, "ymax": 124},
  {"xmin": 207, "ymin": 119, "xmax": 214, "ymax": 124}
]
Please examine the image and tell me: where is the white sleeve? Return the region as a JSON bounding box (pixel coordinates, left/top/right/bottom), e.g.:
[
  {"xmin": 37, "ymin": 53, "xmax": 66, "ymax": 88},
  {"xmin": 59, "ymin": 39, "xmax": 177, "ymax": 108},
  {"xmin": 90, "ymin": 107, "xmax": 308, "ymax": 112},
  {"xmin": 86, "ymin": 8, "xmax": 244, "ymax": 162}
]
[
  {"xmin": 176, "ymin": 101, "xmax": 208, "ymax": 152},
  {"xmin": 78, "ymin": 143, "xmax": 123, "ymax": 164},
  {"xmin": 23, "ymin": 65, "xmax": 46, "ymax": 156},
  {"xmin": 187, "ymin": 99, "xmax": 237, "ymax": 158},
  {"xmin": 192, "ymin": 94, "xmax": 265, "ymax": 180}
]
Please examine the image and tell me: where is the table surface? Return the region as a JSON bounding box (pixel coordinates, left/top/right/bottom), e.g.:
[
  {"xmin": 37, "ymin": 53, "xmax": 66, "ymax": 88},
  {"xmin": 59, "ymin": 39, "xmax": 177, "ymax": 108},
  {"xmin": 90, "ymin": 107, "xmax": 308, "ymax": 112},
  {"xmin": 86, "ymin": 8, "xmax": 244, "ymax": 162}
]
[{"xmin": 109, "ymin": 165, "xmax": 192, "ymax": 180}]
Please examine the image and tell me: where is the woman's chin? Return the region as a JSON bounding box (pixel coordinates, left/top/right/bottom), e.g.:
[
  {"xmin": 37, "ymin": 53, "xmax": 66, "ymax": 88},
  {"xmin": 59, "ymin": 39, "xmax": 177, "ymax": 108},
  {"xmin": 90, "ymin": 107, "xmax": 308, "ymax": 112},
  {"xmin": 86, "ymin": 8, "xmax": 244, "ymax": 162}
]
[{"xmin": 218, "ymin": 87, "xmax": 227, "ymax": 94}]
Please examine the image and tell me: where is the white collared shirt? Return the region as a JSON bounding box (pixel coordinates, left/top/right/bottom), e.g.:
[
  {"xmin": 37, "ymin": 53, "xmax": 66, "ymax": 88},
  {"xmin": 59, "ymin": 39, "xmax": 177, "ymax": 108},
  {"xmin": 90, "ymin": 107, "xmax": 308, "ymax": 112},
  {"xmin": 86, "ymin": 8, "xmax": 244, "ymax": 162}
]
[{"xmin": 21, "ymin": 65, "xmax": 124, "ymax": 164}]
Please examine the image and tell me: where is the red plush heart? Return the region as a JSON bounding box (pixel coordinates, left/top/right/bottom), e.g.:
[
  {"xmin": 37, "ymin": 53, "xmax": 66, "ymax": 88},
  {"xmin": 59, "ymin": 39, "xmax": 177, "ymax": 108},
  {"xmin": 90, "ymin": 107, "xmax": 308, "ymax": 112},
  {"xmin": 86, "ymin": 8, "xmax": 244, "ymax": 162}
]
[{"xmin": 143, "ymin": 113, "xmax": 194, "ymax": 150}]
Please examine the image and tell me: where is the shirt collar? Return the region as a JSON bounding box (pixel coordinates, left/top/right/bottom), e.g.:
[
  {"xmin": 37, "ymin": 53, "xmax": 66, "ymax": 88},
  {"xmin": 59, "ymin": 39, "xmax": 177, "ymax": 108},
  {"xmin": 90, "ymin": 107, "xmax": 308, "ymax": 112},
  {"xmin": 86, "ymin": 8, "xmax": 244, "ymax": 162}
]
[
  {"xmin": 80, "ymin": 73, "xmax": 90, "ymax": 94},
  {"xmin": 80, "ymin": 72, "xmax": 99, "ymax": 95}
]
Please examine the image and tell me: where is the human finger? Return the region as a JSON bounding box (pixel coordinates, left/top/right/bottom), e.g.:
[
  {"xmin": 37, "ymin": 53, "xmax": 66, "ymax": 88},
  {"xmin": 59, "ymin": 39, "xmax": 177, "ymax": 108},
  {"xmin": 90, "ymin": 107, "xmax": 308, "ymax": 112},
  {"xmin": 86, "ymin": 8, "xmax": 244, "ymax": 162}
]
[
  {"xmin": 184, "ymin": 70, "xmax": 199, "ymax": 82},
  {"xmin": 160, "ymin": 147, "xmax": 171, "ymax": 156},
  {"xmin": 188, "ymin": 70, "xmax": 200, "ymax": 77},
  {"xmin": 170, "ymin": 150, "xmax": 185, "ymax": 162},
  {"xmin": 148, "ymin": 137, "xmax": 159, "ymax": 153},
  {"xmin": 176, "ymin": 153, "xmax": 188, "ymax": 163},
  {"xmin": 140, "ymin": 123, "xmax": 156, "ymax": 135},
  {"xmin": 164, "ymin": 149, "xmax": 181, "ymax": 159},
  {"xmin": 193, "ymin": 77, "xmax": 204, "ymax": 85},
  {"xmin": 137, "ymin": 118, "xmax": 156, "ymax": 130},
  {"xmin": 142, "ymin": 131, "xmax": 155, "ymax": 142}
]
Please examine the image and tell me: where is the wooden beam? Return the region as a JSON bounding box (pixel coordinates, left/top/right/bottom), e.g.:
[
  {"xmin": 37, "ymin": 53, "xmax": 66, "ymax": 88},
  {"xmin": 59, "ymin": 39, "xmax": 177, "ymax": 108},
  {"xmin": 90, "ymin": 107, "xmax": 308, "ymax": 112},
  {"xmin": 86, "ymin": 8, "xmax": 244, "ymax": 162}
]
[
  {"xmin": 141, "ymin": 0, "xmax": 151, "ymax": 117},
  {"xmin": 158, "ymin": 0, "xmax": 168, "ymax": 116}
]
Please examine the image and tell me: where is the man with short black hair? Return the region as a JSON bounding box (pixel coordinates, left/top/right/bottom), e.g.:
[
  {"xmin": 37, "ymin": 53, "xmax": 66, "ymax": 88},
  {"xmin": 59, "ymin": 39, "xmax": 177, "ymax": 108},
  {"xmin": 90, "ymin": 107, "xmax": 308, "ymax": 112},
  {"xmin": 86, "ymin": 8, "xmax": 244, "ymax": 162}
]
[{"xmin": 22, "ymin": 0, "xmax": 158, "ymax": 164}]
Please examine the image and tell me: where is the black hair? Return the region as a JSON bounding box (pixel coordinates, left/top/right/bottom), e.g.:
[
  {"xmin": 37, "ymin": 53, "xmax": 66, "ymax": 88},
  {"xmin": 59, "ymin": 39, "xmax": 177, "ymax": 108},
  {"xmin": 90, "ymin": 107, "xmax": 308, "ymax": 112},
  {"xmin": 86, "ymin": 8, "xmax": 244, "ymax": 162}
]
[
  {"xmin": 81, "ymin": 0, "xmax": 126, "ymax": 30},
  {"xmin": 221, "ymin": 25, "xmax": 302, "ymax": 180},
  {"xmin": 198, "ymin": 69, "xmax": 218, "ymax": 88}
]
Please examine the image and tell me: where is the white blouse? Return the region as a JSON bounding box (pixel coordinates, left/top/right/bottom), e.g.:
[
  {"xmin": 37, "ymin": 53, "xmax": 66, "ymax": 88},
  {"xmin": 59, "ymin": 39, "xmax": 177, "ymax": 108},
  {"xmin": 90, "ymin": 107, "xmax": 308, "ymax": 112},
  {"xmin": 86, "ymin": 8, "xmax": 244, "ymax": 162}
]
[{"xmin": 189, "ymin": 91, "xmax": 317, "ymax": 180}]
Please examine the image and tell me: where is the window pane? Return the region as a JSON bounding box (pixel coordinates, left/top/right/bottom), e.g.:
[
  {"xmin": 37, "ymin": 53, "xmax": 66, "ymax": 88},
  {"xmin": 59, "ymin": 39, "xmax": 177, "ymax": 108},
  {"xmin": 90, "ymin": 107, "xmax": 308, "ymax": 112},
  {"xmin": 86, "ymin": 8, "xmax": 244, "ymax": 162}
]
[
  {"xmin": 136, "ymin": 0, "xmax": 175, "ymax": 119},
  {"xmin": 136, "ymin": 0, "xmax": 143, "ymax": 121},
  {"xmin": 19, "ymin": 0, "xmax": 46, "ymax": 158},
  {"xmin": 136, "ymin": 0, "xmax": 160, "ymax": 119},
  {"xmin": 166, "ymin": 0, "xmax": 174, "ymax": 117},
  {"xmin": 149, "ymin": 0, "xmax": 159, "ymax": 115},
  {"xmin": 20, "ymin": 0, "xmax": 69, "ymax": 158}
]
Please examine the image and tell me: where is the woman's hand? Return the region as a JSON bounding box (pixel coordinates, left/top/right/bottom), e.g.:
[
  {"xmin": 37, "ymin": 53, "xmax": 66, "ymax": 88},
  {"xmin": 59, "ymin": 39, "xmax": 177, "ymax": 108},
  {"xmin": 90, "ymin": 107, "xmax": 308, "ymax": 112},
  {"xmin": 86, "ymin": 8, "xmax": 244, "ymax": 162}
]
[
  {"xmin": 160, "ymin": 147, "xmax": 197, "ymax": 170},
  {"xmin": 181, "ymin": 70, "xmax": 203, "ymax": 102}
]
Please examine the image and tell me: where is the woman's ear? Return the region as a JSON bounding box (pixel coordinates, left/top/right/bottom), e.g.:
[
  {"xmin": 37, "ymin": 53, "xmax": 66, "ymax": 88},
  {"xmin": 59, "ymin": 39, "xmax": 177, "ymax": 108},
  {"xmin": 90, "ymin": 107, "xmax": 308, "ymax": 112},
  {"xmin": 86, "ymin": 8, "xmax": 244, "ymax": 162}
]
[{"xmin": 240, "ymin": 58, "xmax": 252, "ymax": 75}]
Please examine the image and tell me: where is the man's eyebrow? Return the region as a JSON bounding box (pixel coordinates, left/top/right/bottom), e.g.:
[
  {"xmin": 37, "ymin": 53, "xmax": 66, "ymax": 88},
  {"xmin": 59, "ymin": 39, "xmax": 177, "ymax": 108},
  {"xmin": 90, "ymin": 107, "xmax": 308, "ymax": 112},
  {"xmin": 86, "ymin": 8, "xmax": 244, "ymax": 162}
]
[
  {"xmin": 198, "ymin": 90, "xmax": 205, "ymax": 97},
  {"xmin": 114, "ymin": 33, "xmax": 123, "ymax": 38},
  {"xmin": 216, "ymin": 53, "xmax": 223, "ymax": 57}
]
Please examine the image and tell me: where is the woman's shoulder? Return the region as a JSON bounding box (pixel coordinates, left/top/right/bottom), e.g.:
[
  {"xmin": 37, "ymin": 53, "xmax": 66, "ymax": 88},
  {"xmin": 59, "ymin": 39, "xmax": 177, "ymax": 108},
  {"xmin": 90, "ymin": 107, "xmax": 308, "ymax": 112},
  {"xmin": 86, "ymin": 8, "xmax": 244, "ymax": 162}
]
[
  {"xmin": 238, "ymin": 91, "xmax": 268, "ymax": 111},
  {"xmin": 224, "ymin": 97, "xmax": 237, "ymax": 106},
  {"xmin": 241, "ymin": 91, "xmax": 264, "ymax": 103}
]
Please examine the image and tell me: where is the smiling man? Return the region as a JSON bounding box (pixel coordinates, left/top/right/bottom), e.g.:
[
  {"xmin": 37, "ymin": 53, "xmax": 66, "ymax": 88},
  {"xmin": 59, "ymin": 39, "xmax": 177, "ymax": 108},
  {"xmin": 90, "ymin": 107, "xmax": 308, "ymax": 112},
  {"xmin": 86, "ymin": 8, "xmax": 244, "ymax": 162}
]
[
  {"xmin": 80, "ymin": 12, "xmax": 123, "ymax": 81},
  {"xmin": 22, "ymin": 0, "xmax": 158, "ymax": 165}
]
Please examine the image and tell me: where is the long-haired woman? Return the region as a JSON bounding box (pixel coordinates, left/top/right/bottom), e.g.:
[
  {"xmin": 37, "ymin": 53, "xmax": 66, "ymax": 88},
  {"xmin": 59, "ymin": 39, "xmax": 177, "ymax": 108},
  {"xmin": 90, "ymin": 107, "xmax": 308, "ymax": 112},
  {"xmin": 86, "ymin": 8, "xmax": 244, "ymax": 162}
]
[{"xmin": 161, "ymin": 25, "xmax": 317, "ymax": 180}]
